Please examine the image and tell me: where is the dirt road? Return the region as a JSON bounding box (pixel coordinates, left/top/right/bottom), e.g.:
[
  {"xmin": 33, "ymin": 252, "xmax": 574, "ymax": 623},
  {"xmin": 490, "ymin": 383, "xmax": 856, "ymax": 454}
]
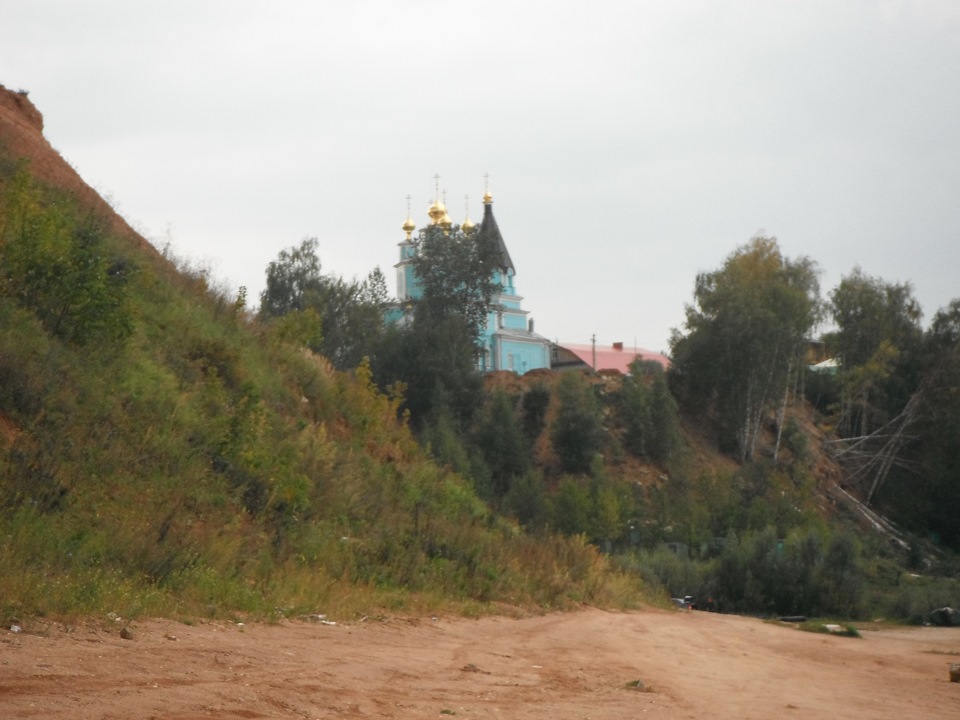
[{"xmin": 2, "ymin": 607, "xmax": 958, "ymax": 719}]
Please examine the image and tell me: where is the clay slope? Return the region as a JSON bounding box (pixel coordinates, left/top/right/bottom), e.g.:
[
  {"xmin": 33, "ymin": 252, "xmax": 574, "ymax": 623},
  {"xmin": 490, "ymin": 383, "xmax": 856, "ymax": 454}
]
[{"xmin": 0, "ymin": 84, "xmax": 160, "ymax": 260}]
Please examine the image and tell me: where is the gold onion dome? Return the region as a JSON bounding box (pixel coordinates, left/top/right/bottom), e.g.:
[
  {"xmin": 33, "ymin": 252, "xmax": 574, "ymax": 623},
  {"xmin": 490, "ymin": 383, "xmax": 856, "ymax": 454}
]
[
  {"xmin": 402, "ymin": 215, "xmax": 415, "ymax": 239},
  {"xmin": 439, "ymin": 209, "xmax": 453, "ymax": 231},
  {"xmin": 462, "ymin": 194, "xmax": 475, "ymax": 233},
  {"xmin": 428, "ymin": 199, "xmax": 446, "ymax": 225},
  {"xmin": 483, "ymin": 189, "xmax": 493, "ymax": 204}
]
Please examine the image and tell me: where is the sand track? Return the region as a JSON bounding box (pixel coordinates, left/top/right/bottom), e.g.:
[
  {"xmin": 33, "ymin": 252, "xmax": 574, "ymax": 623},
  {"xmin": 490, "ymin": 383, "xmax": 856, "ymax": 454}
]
[{"xmin": 2, "ymin": 607, "xmax": 958, "ymax": 719}]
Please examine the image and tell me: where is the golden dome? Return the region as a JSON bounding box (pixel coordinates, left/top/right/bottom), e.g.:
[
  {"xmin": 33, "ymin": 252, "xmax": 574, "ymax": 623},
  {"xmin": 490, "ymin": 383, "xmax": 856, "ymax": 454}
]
[
  {"xmin": 439, "ymin": 209, "xmax": 453, "ymax": 232},
  {"xmin": 461, "ymin": 195, "xmax": 474, "ymax": 234},
  {"xmin": 483, "ymin": 189, "xmax": 492, "ymax": 204},
  {"xmin": 428, "ymin": 199, "xmax": 446, "ymax": 225},
  {"xmin": 402, "ymin": 215, "xmax": 415, "ymax": 239}
]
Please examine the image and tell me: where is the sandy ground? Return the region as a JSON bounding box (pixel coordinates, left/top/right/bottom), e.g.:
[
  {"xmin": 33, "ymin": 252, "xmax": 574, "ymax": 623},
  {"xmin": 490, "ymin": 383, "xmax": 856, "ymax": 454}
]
[{"xmin": 1, "ymin": 607, "xmax": 958, "ymax": 719}]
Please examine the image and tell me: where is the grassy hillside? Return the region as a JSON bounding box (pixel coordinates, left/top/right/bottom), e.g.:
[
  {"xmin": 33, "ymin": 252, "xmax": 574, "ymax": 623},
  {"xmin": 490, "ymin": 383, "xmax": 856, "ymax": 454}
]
[{"xmin": 0, "ymin": 135, "xmax": 638, "ymax": 622}]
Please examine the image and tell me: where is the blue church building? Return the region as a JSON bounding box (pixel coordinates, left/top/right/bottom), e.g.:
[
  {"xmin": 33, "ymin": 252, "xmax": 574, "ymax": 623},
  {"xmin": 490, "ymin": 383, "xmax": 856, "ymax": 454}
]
[{"xmin": 389, "ymin": 184, "xmax": 551, "ymax": 375}]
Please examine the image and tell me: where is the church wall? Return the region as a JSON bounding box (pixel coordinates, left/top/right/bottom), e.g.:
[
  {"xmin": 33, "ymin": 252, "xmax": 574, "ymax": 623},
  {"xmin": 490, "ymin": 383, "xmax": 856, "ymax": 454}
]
[
  {"xmin": 502, "ymin": 313, "xmax": 528, "ymax": 330},
  {"xmin": 495, "ymin": 338, "xmax": 550, "ymax": 375},
  {"xmin": 485, "ymin": 307, "xmax": 529, "ymax": 332}
]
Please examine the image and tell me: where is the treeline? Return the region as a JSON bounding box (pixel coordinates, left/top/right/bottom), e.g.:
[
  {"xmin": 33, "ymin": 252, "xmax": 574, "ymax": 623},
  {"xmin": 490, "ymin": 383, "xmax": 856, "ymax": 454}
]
[
  {"xmin": 667, "ymin": 237, "xmax": 960, "ymax": 551},
  {"xmin": 254, "ymin": 229, "xmax": 960, "ymax": 619},
  {"xmin": 256, "ymin": 231, "xmax": 689, "ymax": 548},
  {"xmin": 259, "ymin": 231, "xmax": 960, "ymax": 556}
]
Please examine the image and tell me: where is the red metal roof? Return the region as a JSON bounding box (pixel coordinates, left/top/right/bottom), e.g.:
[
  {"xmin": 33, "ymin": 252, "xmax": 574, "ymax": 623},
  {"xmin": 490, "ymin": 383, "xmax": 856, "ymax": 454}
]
[{"xmin": 557, "ymin": 342, "xmax": 671, "ymax": 374}]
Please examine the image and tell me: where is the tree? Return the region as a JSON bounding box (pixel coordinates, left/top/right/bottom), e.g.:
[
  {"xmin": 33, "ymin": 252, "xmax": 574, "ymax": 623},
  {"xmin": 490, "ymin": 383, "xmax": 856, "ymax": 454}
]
[
  {"xmin": 503, "ymin": 471, "xmax": 548, "ymax": 529},
  {"xmin": 621, "ymin": 359, "xmax": 683, "ymax": 464},
  {"xmin": 647, "ymin": 364, "xmax": 684, "ymax": 464},
  {"xmin": 259, "ymin": 238, "xmax": 385, "ymax": 369},
  {"xmin": 410, "ymin": 223, "xmax": 501, "ymax": 353},
  {"xmin": 259, "ymin": 237, "xmax": 323, "ymax": 317},
  {"xmin": 828, "ymin": 267, "xmax": 922, "ymax": 369},
  {"xmin": 361, "ymin": 266, "xmax": 389, "ymax": 309},
  {"xmin": 669, "ymin": 236, "xmax": 820, "ymax": 461},
  {"xmin": 521, "ymin": 382, "xmax": 551, "ymax": 443},
  {"xmin": 825, "ymin": 267, "xmax": 923, "ymax": 437},
  {"xmin": 869, "ymin": 299, "xmax": 960, "ymax": 546},
  {"xmin": 309, "ymin": 273, "xmax": 385, "ymax": 370},
  {"xmin": 550, "ymin": 476, "xmax": 592, "ymax": 535},
  {"xmin": 372, "ymin": 224, "xmax": 501, "ymax": 428},
  {"xmin": 372, "ymin": 314, "xmax": 483, "ymax": 430},
  {"xmin": 474, "ymin": 388, "xmax": 528, "ymax": 498},
  {"xmin": 620, "ymin": 364, "xmax": 651, "ymax": 457},
  {"xmin": 915, "ymin": 300, "xmax": 960, "ymax": 547},
  {"xmin": 550, "ymin": 371, "xmax": 604, "ymax": 475},
  {"xmin": 819, "ymin": 270, "xmax": 926, "ymax": 506}
]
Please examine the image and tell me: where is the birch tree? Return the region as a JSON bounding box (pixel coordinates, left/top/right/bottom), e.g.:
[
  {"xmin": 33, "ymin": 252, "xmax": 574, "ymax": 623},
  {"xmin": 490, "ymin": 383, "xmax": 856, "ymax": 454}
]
[
  {"xmin": 825, "ymin": 267, "xmax": 922, "ymax": 437},
  {"xmin": 669, "ymin": 236, "xmax": 820, "ymax": 462}
]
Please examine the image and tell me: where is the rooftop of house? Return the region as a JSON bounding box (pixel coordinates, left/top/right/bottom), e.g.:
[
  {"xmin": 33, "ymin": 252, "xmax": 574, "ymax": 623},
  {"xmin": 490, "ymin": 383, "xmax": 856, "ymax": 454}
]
[{"xmin": 555, "ymin": 342, "xmax": 671, "ymax": 374}]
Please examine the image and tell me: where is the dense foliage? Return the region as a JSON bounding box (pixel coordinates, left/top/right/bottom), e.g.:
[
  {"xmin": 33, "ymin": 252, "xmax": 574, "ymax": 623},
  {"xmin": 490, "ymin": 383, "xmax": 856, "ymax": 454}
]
[
  {"xmin": 368, "ymin": 223, "xmax": 502, "ymax": 432},
  {"xmin": 0, "ymin": 163, "xmax": 133, "ymax": 345},
  {"xmin": 824, "ymin": 267, "xmax": 923, "ymax": 438},
  {"xmin": 409, "ymin": 223, "xmax": 501, "ymax": 348},
  {"xmin": 669, "ymin": 237, "xmax": 821, "ymax": 461},
  {"xmin": 259, "ymin": 237, "xmax": 388, "ymax": 370}
]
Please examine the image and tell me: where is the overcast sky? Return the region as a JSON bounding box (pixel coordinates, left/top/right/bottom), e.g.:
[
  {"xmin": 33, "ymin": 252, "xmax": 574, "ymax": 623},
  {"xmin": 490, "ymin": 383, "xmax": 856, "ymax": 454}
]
[{"xmin": 6, "ymin": 1, "xmax": 959, "ymax": 352}]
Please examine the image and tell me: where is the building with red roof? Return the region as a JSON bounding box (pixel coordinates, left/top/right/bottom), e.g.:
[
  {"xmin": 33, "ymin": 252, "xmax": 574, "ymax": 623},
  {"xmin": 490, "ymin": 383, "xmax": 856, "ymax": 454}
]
[{"xmin": 551, "ymin": 341, "xmax": 670, "ymax": 374}]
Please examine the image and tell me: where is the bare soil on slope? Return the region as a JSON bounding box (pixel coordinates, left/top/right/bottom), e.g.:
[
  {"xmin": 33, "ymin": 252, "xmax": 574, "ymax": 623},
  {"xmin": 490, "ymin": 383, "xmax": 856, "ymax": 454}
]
[
  {"xmin": 2, "ymin": 607, "xmax": 958, "ymax": 719},
  {"xmin": 0, "ymin": 84, "xmax": 161, "ymax": 259}
]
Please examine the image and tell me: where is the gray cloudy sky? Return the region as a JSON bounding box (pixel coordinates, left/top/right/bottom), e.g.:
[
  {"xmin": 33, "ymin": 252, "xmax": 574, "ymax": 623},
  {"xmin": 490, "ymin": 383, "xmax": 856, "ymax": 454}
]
[{"xmin": 6, "ymin": 0, "xmax": 960, "ymax": 352}]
